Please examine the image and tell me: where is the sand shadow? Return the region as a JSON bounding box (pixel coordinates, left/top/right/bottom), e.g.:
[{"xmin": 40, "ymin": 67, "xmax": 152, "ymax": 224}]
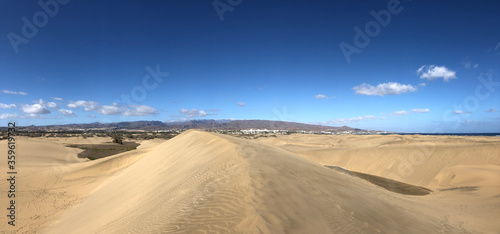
[
  {"xmin": 324, "ymin": 165, "xmax": 432, "ymax": 196},
  {"xmin": 439, "ymin": 186, "xmax": 478, "ymax": 192}
]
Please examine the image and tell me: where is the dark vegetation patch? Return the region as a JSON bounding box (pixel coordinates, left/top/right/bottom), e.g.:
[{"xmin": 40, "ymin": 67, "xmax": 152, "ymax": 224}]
[
  {"xmin": 67, "ymin": 142, "xmax": 140, "ymax": 160},
  {"xmin": 324, "ymin": 165, "xmax": 433, "ymax": 196},
  {"xmin": 234, "ymin": 134, "xmax": 278, "ymax": 140}
]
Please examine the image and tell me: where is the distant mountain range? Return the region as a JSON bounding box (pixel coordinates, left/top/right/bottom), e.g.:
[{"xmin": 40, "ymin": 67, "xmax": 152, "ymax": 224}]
[{"xmin": 15, "ymin": 119, "xmax": 361, "ymax": 132}]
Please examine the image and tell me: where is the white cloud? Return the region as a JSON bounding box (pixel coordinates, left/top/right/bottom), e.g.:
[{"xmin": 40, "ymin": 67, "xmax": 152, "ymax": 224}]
[
  {"xmin": 68, "ymin": 100, "xmax": 99, "ymax": 111},
  {"xmin": 2, "ymin": 90, "xmax": 27, "ymax": 95},
  {"xmin": 393, "ymin": 110, "xmax": 409, "ymax": 115},
  {"xmin": 47, "ymin": 102, "xmax": 57, "ymax": 108},
  {"xmin": 314, "ymin": 94, "xmax": 334, "ymax": 99},
  {"xmin": 485, "ymin": 108, "xmax": 498, "ymax": 113},
  {"xmin": 0, "ymin": 113, "xmax": 19, "ymax": 119},
  {"xmin": 180, "ymin": 109, "xmax": 207, "ymax": 117},
  {"xmin": 417, "ymin": 65, "xmax": 457, "ymax": 82},
  {"xmin": 363, "ymin": 115, "xmax": 378, "ymax": 120},
  {"xmin": 122, "ymin": 105, "xmax": 158, "ymax": 116},
  {"xmin": 2, "ymin": 90, "xmax": 16, "ymax": 94},
  {"xmin": 353, "ymin": 82, "xmax": 417, "ymax": 96},
  {"xmin": 22, "ymin": 104, "xmax": 50, "ymax": 114},
  {"xmin": 52, "ymin": 97, "xmax": 63, "ymax": 101},
  {"xmin": 95, "ymin": 105, "xmax": 122, "ymax": 115},
  {"xmin": 495, "ymin": 42, "xmax": 500, "ymax": 50},
  {"xmin": 35, "ymin": 99, "xmax": 58, "ymax": 108},
  {"xmin": 412, "ymin": 108, "xmax": 430, "ymax": 113},
  {"xmin": 320, "ymin": 115, "xmax": 380, "ymax": 125},
  {"xmin": 57, "ymin": 109, "xmax": 76, "ymax": 117},
  {"xmin": 418, "ymin": 83, "xmax": 426, "ymax": 87},
  {"xmin": 67, "ymin": 100, "xmax": 158, "ymax": 116},
  {"xmin": 177, "ymin": 108, "xmax": 218, "ymax": 118},
  {"xmin": 0, "ymin": 112, "xmax": 51, "ymax": 119},
  {"xmin": 237, "ymin": 102, "xmax": 246, "ymax": 107},
  {"xmin": 0, "ymin": 103, "xmax": 16, "ymax": 109},
  {"xmin": 453, "ymin": 110, "xmax": 470, "ymax": 114},
  {"xmin": 23, "ymin": 113, "xmax": 47, "ymax": 119}
]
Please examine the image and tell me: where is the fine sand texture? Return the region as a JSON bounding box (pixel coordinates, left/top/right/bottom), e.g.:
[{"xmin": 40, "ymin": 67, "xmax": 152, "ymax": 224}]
[{"xmin": 1, "ymin": 131, "xmax": 499, "ymax": 233}]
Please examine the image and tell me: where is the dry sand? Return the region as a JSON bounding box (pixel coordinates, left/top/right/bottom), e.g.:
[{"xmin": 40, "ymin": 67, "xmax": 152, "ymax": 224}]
[{"xmin": 1, "ymin": 131, "xmax": 499, "ymax": 233}]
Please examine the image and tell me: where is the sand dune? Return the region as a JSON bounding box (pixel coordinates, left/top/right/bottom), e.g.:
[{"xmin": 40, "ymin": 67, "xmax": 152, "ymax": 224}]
[
  {"xmin": 1, "ymin": 131, "xmax": 499, "ymax": 233},
  {"xmin": 256, "ymin": 134, "xmax": 500, "ymax": 189},
  {"xmin": 0, "ymin": 137, "xmax": 164, "ymax": 233}
]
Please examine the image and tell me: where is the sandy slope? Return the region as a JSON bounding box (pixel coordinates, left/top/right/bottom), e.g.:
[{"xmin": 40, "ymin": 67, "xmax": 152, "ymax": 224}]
[
  {"xmin": 255, "ymin": 134, "xmax": 500, "ymax": 188},
  {"xmin": 1, "ymin": 132, "xmax": 499, "ymax": 233},
  {"xmin": 0, "ymin": 137, "xmax": 164, "ymax": 233},
  {"xmin": 256, "ymin": 134, "xmax": 500, "ymax": 233}
]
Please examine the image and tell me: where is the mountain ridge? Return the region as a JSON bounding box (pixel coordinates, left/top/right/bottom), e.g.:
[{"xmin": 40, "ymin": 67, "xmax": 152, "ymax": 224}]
[{"xmin": 15, "ymin": 119, "xmax": 361, "ymax": 132}]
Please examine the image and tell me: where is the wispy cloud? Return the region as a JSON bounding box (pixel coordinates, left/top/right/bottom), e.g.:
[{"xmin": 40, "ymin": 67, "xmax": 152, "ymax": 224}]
[
  {"xmin": 485, "ymin": 108, "xmax": 498, "ymax": 113},
  {"xmin": 454, "ymin": 110, "xmax": 470, "ymax": 114},
  {"xmin": 417, "ymin": 65, "xmax": 457, "ymax": 82},
  {"xmin": 67, "ymin": 100, "xmax": 157, "ymax": 116},
  {"xmin": 2, "ymin": 90, "xmax": 27, "ymax": 95},
  {"xmin": 412, "ymin": 108, "xmax": 430, "ymax": 113},
  {"xmin": 175, "ymin": 108, "xmax": 218, "ymax": 118},
  {"xmin": 0, "ymin": 113, "xmax": 19, "ymax": 119},
  {"xmin": 353, "ymin": 82, "xmax": 417, "ymax": 96},
  {"xmin": 462, "ymin": 60, "xmax": 478, "ymax": 70},
  {"xmin": 52, "ymin": 97, "xmax": 63, "ymax": 101},
  {"xmin": 319, "ymin": 115, "xmax": 380, "ymax": 125},
  {"xmin": 237, "ymin": 102, "xmax": 246, "ymax": 107},
  {"xmin": 0, "ymin": 103, "xmax": 16, "ymax": 109},
  {"xmin": 314, "ymin": 94, "xmax": 334, "ymax": 99},
  {"xmin": 57, "ymin": 109, "xmax": 76, "ymax": 117},
  {"xmin": 392, "ymin": 110, "xmax": 409, "ymax": 116},
  {"xmin": 35, "ymin": 99, "xmax": 58, "ymax": 108},
  {"xmin": 68, "ymin": 100, "xmax": 99, "ymax": 111},
  {"xmin": 2, "ymin": 90, "xmax": 16, "ymax": 95},
  {"xmin": 95, "ymin": 104, "xmax": 158, "ymax": 116},
  {"xmin": 122, "ymin": 105, "xmax": 158, "ymax": 116}
]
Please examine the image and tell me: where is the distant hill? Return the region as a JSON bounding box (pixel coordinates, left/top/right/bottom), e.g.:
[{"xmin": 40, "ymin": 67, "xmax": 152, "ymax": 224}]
[
  {"xmin": 15, "ymin": 119, "xmax": 360, "ymax": 132},
  {"xmin": 163, "ymin": 120, "xmax": 357, "ymax": 132}
]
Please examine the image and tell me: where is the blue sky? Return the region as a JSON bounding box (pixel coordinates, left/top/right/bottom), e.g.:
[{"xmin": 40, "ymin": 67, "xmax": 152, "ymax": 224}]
[{"xmin": 1, "ymin": 0, "xmax": 499, "ymax": 133}]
